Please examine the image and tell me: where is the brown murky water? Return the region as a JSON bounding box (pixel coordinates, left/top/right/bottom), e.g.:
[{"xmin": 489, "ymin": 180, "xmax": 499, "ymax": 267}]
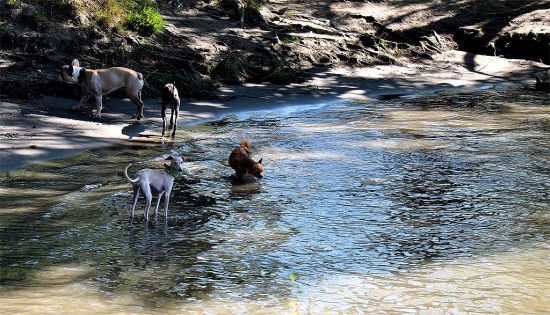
[{"xmin": 1, "ymin": 88, "xmax": 549, "ymax": 314}]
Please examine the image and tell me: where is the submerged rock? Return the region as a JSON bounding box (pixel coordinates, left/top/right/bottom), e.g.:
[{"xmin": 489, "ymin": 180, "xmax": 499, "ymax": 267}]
[{"xmin": 535, "ymin": 70, "xmax": 550, "ymax": 91}]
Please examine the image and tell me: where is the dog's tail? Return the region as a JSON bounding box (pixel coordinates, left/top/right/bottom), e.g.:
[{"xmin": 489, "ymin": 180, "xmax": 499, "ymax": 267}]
[
  {"xmin": 240, "ymin": 139, "xmax": 251, "ymax": 151},
  {"xmin": 124, "ymin": 163, "xmax": 140, "ymax": 183},
  {"xmin": 240, "ymin": 139, "xmax": 251, "ymax": 155},
  {"xmin": 137, "ymin": 72, "xmax": 144, "ymax": 83}
]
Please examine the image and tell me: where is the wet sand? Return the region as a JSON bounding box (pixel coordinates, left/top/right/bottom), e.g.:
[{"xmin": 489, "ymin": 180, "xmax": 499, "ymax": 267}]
[{"xmin": 0, "ymin": 51, "xmax": 547, "ymax": 170}]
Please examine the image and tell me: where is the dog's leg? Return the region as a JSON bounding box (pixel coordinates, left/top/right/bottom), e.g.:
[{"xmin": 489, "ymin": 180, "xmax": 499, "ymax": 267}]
[
  {"xmin": 131, "ymin": 187, "xmax": 140, "ymax": 217},
  {"xmin": 73, "ymin": 94, "xmax": 91, "ymax": 111},
  {"xmin": 127, "ymin": 87, "xmax": 145, "ymax": 120},
  {"xmin": 163, "ymin": 188, "xmax": 172, "ymax": 217},
  {"xmin": 161, "ymin": 103, "xmax": 167, "ymax": 137},
  {"xmin": 236, "ymin": 169, "xmax": 245, "ymax": 182},
  {"xmin": 169, "ymin": 103, "xmax": 175, "ymax": 127},
  {"xmin": 130, "ymin": 96, "xmax": 144, "ymax": 120},
  {"xmin": 93, "ymin": 95, "xmax": 103, "ymax": 118},
  {"xmin": 171, "ymin": 100, "xmax": 180, "ymax": 137},
  {"xmin": 143, "ymin": 186, "xmax": 153, "ymax": 221},
  {"xmin": 154, "ymin": 191, "xmax": 164, "ymax": 216}
]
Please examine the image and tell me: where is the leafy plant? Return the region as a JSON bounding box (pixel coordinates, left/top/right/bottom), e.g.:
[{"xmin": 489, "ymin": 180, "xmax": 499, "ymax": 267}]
[
  {"xmin": 279, "ymin": 34, "xmax": 301, "ymax": 44},
  {"xmin": 125, "ymin": 5, "xmax": 165, "ymax": 35},
  {"xmin": 224, "ymin": 61, "xmax": 243, "ymax": 83},
  {"xmin": 243, "ymin": 0, "xmax": 260, "ymax": 11},
  {"xmin": 10, "ymin": 0, "xmax": 166, "ymax": 36},
  {"xmin": 91, "ymin": 0, "xmax": 128, "ymax": 30}
]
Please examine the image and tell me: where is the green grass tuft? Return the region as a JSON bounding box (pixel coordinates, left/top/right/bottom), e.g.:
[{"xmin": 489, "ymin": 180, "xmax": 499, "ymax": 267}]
[
  {"xmin": 125, "ymin": 5, "xmax": 165, "ymax": 36},
  {"xmin": 8, "ymin": 0, "xmax": 165, "ymax": 36}
]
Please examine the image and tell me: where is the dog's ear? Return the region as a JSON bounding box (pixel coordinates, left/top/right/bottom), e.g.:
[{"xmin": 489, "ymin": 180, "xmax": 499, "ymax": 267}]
[
  {"xmin": 67, "ymin": 65, "xmax": 73, "ymax": 75},
  {"xmin": 258, "ymin": 158, "xmax": 263, "ymax": 164},
  {"xmin": 166, "ymin": 155, "xmax": 174, "ymax": 160},
  {"xmin": 71, "ymin": 59, "xmax": 80, "ymax": 67}
]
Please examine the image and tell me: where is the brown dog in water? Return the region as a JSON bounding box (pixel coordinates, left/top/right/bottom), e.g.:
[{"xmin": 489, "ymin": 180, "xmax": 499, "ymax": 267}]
[{"xmin": 229, "ymin": 139, "xmax": 264, "ymax": 181}]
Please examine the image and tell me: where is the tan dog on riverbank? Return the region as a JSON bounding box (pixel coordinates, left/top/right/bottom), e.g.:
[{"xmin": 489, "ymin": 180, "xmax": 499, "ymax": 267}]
[
  {"xmin": 229, "ymin": 139, "xmax": 264, "ymax": 181},
  {"xmin": 59, "ymin": 59, "xmax": 145, "ymax": 119}
]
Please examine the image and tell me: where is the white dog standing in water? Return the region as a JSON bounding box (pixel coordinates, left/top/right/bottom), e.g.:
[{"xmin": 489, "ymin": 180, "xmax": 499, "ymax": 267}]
[{"xmin": 124, "ymin": 156, "xmax": 184, "ymax": 220}]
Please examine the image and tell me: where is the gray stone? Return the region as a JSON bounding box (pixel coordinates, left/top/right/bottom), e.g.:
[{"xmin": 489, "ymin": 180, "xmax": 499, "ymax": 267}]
[{"xmin": 535, "ymin": 70, "xmax": 550, "ymax": 91}]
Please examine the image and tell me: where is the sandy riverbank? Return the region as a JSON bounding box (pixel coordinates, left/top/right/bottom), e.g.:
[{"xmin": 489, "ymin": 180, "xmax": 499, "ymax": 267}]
[{"xmin": 0, "ymin": 50, "xmax": 547, "ymax": 171}]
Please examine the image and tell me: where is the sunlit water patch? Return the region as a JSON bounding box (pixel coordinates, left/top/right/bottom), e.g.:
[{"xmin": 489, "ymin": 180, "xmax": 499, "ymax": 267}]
[{"xmin": 0, "ymin": 88, "xmax": 549, "ymax": 313}]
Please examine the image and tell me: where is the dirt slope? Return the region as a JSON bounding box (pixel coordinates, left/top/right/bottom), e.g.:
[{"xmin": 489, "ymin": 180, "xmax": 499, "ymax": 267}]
[{"xmin": 0, "ymin": 0, "xmax": 548, "ymax": 100}]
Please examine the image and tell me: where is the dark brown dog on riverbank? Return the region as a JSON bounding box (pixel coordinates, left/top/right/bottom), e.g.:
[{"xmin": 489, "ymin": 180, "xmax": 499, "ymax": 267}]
[
  {"xmin": 229, "ymin": 139, "xmax": 264, "ymax": 181},
  {"xmin": 59, "ymin": 59, "xmax": 145, "ymax": 119},
  {"xmin": 161, "ymin": 83, "xmax": 180, "ymax": 137}
]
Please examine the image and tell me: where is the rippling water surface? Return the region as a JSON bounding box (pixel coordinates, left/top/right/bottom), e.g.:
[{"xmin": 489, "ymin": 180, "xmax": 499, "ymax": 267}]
[{"xmin": 1, "ymin": 88, "xmax": 549, "ymax": 314}]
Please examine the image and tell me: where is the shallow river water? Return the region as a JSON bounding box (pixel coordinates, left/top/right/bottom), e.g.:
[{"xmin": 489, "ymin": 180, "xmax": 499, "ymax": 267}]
[{"xmin": 1, "ymin": 88, "xmax": 549, "ymax": 314}]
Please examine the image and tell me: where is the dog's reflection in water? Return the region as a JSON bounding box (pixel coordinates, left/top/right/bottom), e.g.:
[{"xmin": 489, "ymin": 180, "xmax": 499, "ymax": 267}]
[{"xmin": 229, "ymin": 180, "xmax": 262, "ymax": 199}]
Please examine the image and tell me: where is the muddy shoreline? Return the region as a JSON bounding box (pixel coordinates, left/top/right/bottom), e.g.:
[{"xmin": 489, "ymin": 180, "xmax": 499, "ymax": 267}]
[{"xmin": 1, "ymin": 50, "xmax": 548, "ymax": 171}]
